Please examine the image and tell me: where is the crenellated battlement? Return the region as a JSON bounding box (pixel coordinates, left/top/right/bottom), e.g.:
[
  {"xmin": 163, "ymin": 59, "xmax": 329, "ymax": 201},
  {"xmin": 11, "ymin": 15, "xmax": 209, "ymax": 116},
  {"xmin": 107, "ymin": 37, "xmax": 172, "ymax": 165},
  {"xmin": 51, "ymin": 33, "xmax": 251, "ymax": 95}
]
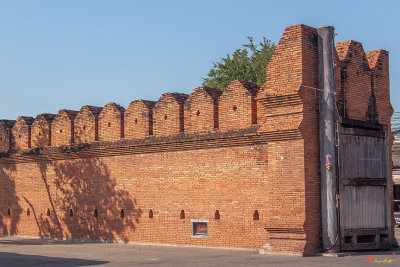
[
  {"xmin": 0, "ymin": 25, "xmax": 392, "ymax": 155},
  {"xmin": 1, "ymin": 81, "xmax": 264, "ymax": 154},
  {"xmin": 74, "ymin": 105, "xmax": 103, "ymax": 144},
  {"xmin": 98, "ymin": 102, "xmax": 125, "ymax": 142},
  {"xmin": 52, "ymin": 109, "xmax": 79, "ymax": 147},
  {"xmin": 335, "ymin": 40, "xmax": 391, "ymax": 124},
  {"xmin": 31, "ymin": 113, "xmax": 55, "ymax": 148}
]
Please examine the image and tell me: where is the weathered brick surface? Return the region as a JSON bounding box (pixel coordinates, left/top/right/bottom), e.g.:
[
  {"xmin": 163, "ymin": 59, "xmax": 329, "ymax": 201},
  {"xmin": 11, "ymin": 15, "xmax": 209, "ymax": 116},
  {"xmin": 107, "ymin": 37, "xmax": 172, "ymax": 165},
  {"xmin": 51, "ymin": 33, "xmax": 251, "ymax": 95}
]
[
  {"xmin": 51, "ymin": 110, "xmax": 79, "ymax": 146},
  {"xmin": 261, "ymin": 25, "xmax": 306, "ymax": 95},
  {"xmin": 0, "ymin": 120, "xmax": 15, "ymax": 153},
  {"xmin": 74, "ymin": 106, "xmax": 102, "ymax": 144},
  {"xmin": 153, "ymin": 93, "xmax": 188, "ymax": 136},
  {"xmin": 336, "ymin": 41, "xmax": 372, "ymax": 121},
  {"xmin": 219, "ymin": 81, "xmax": 258, "ymax": 132},
  {"xmin": 98, "ymin": 103, "xmax": 125, "ymax": 142},
  {"xmin": 11, "ymin": 116, "xmax": 34, "ymax": 151},
  {"xmin": 124, "ymin": 100, "xmax": 155, "ymax": 139},
  {"xmin": 0, "ymin": 146, "xmax": 269, "ymax": 248},
  {"xmin": 0, "ymin": 24, "xmax": 393, "ymax": 255},
  {"xmin": 184, "ymin": 87, "xmax": 221, "ymax": 134},
  {"xmin": 31, "ymin": 114, "xmax": 55, "ymax": 148}
]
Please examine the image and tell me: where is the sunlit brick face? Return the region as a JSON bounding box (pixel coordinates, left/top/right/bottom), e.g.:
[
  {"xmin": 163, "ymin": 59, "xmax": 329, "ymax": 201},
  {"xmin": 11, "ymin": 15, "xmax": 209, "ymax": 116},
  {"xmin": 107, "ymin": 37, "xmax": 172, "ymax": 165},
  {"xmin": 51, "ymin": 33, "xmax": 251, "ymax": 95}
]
[
  {"xmin": 52, "ymin": 111, "xmax": 76, "ymax": 146},
  {"xmin": 153, "ymin": 93, "xmax": 188, "ymax": 136},
  {"xmin": 0, "ymin": 122, "xmax": 13, "ymax": 153},
  {"xmin": 98, "ymin": 103, "xmax": 125, "ymax": 142},
  {"xmin": 184, "ymin": 88, "xmax": 220, "ymax": 134},
  {"xmin": 11, "ymin": 118, "xmax": 33, "ymax": 151},
  {"xmin": 219, "ymin": 81, "xmax": 259, "ymax": 132},
  {"xmin": 124, "ymin": 100, "xmax": 155, "ymax": 139},
  {"xmin": 74, "ymin": 108, "xmax": 98, "ymax": 144},
  {"xmin": 31, "ymin": 118, "xmax": 52, "ymax": 148}
]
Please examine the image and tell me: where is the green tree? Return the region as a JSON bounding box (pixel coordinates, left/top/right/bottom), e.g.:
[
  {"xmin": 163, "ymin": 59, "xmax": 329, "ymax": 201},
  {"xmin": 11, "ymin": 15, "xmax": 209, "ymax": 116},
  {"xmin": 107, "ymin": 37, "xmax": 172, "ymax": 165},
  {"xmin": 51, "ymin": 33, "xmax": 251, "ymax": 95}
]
[{"xmin": 202, "ymin": 37, "xmax": 276, "ymax": 90}]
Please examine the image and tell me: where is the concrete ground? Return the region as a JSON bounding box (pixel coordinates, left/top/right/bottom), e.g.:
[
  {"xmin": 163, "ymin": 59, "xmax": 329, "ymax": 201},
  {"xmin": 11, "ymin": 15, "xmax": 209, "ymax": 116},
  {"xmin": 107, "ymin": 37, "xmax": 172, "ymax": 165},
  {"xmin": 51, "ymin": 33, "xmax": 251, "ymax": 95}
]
[{"xmin": 0, "ymin": 231, "xmax": 400, "ymax": 266}]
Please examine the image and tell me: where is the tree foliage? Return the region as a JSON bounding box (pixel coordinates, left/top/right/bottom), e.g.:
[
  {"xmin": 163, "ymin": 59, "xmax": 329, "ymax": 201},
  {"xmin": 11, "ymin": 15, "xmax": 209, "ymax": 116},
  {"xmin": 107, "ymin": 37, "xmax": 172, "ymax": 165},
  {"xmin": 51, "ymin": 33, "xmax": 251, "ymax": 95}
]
[{"xmin": 202, "ymin": 37, "xmax": 276, "ymax": 90}]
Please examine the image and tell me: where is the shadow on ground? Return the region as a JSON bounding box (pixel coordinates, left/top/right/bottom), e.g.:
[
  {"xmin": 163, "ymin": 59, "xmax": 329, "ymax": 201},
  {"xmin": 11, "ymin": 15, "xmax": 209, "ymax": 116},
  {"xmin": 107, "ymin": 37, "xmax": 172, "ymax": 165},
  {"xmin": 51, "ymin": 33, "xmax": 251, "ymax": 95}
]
[
  {"xmin": 0, "ymin": 237, "xmax": 110, "ymax": 246},
  {"xmin": 0, "ymin": 252, "xmax": 107, "ymax": 267}
]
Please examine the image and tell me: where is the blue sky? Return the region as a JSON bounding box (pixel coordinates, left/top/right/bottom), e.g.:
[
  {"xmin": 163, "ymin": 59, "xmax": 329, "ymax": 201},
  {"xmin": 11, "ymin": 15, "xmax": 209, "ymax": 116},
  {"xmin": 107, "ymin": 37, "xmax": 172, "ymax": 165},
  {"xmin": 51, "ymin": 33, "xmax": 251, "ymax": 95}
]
[{"xmin": 0, "ymin": 0, "xmax": 399, "ymax": 120}]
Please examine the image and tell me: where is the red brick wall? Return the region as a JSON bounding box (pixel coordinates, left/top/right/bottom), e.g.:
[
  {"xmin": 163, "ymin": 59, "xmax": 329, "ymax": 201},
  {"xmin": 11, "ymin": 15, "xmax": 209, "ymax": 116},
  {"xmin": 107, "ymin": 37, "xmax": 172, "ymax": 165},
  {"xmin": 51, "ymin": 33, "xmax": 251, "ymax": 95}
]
[
  {"xmin": 153, "ymin": 93, "xmax": 188, "ymax": 136},
  {"xmin": 31, "ymin": 114, "xmax": 55, "ymax": 148},
  {"xmin": 336, "ymin": 41, "xmax": 372, "ymax": 121},
  {"xmin": 124, "ymin": 100, "xmax": 155, "ymax": 139},
  {"xmin": 0, "ymin": 24, "xmax": 393, "ymax": 255},
  {"xmin": 11, "ymin": 117, "xmax": 34, "ymax": 151},
  {"xmin": 367, "ymin": 50, "xmax": 392, "ymax": 125},
  {"xmin": 98, "ymin": 103, "xmax": 125, "ymax": 142},
  {"xmin": 52, "ymin": 110, "xmax": 78, "ymax": 147},
  {"xmin": 219, "ymin": 81, "xmax": 258, "ymax": 132},
  {"xmin": 0, "ymin": 146, "xmax": 269, "ymax": 249},
  {"xmin": 262, "ymin": 25, "xmax": 305, "ymax": 94},
  {"xmin": 0, "ymin": 120, "xmax": 14, "ymax": 153},
  {"xmin": 256, "ymin": 24, "xmax": 321, "ymax": 254},
  {"xmin": 74, "ymin": 106, "xmax": 102, "ymax": 144},
  {"xmin": 184, "ymin": 87, "xmax": 221, "ymax": 134}
]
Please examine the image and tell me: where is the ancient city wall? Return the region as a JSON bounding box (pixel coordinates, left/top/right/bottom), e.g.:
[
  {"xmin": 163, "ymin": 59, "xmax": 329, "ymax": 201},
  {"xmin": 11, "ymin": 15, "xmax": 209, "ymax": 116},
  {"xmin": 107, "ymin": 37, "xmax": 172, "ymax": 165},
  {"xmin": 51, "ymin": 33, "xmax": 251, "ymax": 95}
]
[{"xmin": 0, "ymin": 24, "xmax": 392, "ymax": 255}]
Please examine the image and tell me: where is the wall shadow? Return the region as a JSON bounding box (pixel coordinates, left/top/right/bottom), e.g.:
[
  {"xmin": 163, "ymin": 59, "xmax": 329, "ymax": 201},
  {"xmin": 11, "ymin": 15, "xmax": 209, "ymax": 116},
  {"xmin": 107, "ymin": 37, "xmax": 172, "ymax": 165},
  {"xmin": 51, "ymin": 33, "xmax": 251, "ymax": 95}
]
[
  {"xmin": 25, "ymin": 158, "xmax": 141, "ymax": 243},
  {"xmin": 0, "ymin": 163, "xmax": 20, "ymax": 236},
  {"xmin": 0, "ymin": 252, "xmax": 107, "ymax": 266}
]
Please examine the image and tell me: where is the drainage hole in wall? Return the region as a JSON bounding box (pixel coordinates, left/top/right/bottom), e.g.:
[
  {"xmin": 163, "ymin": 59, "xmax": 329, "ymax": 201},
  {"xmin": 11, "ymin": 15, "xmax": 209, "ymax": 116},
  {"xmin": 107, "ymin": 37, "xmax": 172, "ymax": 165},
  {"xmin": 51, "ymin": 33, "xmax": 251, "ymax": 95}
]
[
  {"xmin": 253, "ymin": 210, "xmax": 259, "ymax": 220},
  {"xmin": 215, "ymin": 210, "xmax": 220, "ymax": 220}
]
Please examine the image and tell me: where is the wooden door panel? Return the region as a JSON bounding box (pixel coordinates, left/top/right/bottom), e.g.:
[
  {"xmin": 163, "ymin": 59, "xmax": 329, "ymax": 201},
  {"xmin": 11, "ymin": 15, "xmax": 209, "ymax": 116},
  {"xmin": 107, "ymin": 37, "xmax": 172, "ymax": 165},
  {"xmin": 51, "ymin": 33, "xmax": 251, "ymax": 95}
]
[
  {"xmin": 341, "ymin": 185, "xmax": 385, "ymax": 229},
  {"xmin": 340, "ymin": 135, "xmax": 385, "ymax": 179}
]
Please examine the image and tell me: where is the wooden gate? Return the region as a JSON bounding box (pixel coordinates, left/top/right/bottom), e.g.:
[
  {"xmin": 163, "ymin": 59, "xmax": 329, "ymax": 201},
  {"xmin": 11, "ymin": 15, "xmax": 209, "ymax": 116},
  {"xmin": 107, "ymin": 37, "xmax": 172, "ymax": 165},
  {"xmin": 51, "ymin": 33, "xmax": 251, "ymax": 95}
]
[{"xmin": 339, "ymin": 121, "xmax": 393, "ymax": 250}]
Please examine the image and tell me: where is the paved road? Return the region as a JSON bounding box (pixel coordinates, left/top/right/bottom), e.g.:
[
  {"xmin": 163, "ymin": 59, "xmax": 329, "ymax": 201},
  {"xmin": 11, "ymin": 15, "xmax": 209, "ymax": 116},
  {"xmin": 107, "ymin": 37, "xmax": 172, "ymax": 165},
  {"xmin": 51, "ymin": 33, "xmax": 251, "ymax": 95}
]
[{"xmin": 0, "ymin": 232, "xmax": 400, "ymax": 267}]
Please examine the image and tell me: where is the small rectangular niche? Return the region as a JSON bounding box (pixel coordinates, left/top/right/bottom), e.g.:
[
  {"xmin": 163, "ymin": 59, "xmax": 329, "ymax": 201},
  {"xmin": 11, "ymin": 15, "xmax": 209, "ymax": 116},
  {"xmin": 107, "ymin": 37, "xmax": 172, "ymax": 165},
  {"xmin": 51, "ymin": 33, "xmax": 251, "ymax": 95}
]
[{"xmin": 191, "ymin": 219, "xmax": 209, "ymax": 238}]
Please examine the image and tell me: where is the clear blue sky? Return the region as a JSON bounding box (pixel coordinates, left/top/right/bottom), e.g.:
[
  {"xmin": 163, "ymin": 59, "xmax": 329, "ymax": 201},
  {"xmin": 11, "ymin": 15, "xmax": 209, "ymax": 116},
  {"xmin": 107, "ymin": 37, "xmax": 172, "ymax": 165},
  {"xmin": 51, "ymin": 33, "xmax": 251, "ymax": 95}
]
[{"xmin": 0, "ymin": 0, "xmax": 399, "ymax": 120}]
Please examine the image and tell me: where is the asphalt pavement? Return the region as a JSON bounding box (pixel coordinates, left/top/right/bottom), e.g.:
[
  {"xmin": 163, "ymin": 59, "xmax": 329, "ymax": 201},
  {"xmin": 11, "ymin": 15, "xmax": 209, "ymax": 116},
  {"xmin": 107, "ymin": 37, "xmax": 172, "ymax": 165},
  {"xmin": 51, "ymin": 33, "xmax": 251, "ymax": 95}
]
[{"xmin": 0, "ymin": 231, "xmax": 400, "ymax": 266}]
